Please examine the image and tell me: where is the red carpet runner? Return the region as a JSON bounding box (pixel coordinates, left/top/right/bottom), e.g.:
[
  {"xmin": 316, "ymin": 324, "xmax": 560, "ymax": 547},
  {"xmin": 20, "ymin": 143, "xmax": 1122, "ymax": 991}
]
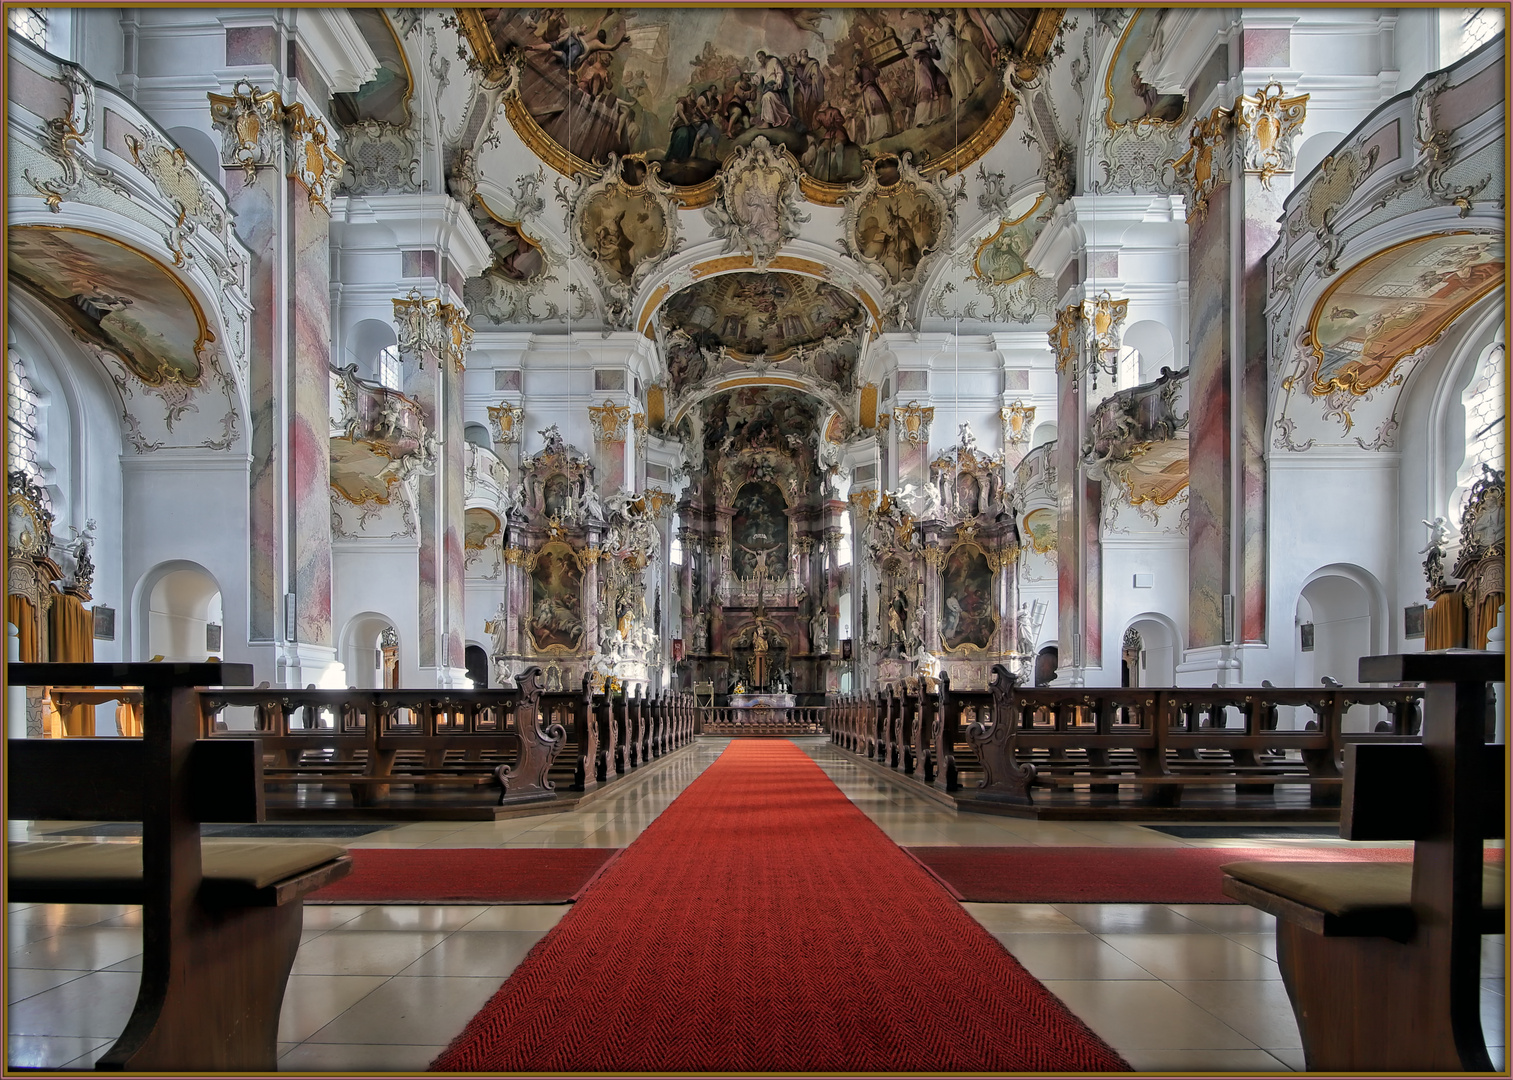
[
  {"xmin": 306, "ymin": 847, "xmax": 620, "ymax": 904},
  {"xmin": 908, "ymin": 845, "xmax": 1420, "ymax": 904},
  {"xmin": 432, "ymin": 740, "xmax": 1130, "ymax": 1072}
]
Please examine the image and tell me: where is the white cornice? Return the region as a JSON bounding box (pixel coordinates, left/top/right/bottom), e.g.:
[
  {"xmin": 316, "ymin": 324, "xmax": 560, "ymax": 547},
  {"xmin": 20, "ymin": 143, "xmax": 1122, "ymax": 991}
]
[{"xmin": 291, "ymin": 8, "xmax": 378, "ymax": 96}]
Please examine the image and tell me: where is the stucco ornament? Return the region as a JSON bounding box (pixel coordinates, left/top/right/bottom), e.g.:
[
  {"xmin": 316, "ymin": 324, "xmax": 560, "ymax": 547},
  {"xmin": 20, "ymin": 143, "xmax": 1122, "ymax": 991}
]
[
  {"xmin": 558, "ymin": 155, "xmax": 682, "ymax": 328},
  {"xmin": 1235, "ymin": 81, "xmax": 1309, "ymax": 188},
  {"xmin": 24, "ymin": 61, "xmax": 128, "ymax": 211},
  {"xmin": 703, "ymin": 136, "xmax": 810, "ymax": 268},
  {"xmin": 208, "ymin": 79, "xmax": 285, "ymax": 179},
  {"xmin": 839, "ymin": 154, "xmax": 964, "ymax": 328}
]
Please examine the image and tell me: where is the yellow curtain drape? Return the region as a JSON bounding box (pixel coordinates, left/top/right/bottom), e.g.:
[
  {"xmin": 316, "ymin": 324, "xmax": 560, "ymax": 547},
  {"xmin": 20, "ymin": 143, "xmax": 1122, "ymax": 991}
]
[
  {"xmin": 1473, "ymin": 592, "xmax": 1504, "ymax": 649},
  {"xmin": 48, "ymin": 593, "xmax": 96, "ymax": 736},
  {"xmin": 7, "ymin": 594, "xmax": 40, "ymax": 662},
  {"xmin": 1424, "ymin": 591, "xmax": 1468, "ymax": 650},
  {"xmin": 48, "ymin": 593, "xmax": 94, "ymax": 663}
]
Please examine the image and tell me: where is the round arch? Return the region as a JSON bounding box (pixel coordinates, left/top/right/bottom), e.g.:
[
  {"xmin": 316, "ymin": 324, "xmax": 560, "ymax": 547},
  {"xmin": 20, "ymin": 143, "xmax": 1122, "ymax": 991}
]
[
  {"xmin": 339, "ymin": 611, "xmax": 401, "ymax": 689},
  {"xmin": 1296, "ymin": 561, "xmax": 1388, "ymax": 682},
  {"xmin": 1121, "ymin": 611, "xmax": 1182, "ymax": 687},
  {"xmin": 131, "ymin": 560, "xmax": 222, "ymax": 663}
]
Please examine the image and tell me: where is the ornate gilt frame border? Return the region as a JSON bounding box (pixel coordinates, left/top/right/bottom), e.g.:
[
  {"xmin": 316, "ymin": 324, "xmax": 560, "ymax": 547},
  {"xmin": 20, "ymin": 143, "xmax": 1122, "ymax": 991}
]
[{"xmin": 937, "ymin": 535, "xmax": 1001, "ymax": 657}]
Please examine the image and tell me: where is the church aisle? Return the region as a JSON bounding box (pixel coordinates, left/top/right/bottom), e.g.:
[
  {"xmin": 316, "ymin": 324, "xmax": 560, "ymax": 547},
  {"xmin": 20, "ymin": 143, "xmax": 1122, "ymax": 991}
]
[{"xmin": 5, "ymin": 738, "xmax": 1504, "ymax": 1072}]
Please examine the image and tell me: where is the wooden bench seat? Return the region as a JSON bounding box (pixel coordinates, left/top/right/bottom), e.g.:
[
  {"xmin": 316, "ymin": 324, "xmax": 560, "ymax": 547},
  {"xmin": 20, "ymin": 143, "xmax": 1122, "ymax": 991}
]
[
  {"xmin": 1222, "ymin": 859, "xmax": 1504, "ymax": 939},
  {"xmin": 1220, "ymin": 650, "xmax": 1505, "ymax": 1072},
  {"xmin": 9, "ymin": 839, "xmax": 349, "ymax": 907},
  {"xmin": 8, "ymin": 661, "xmax": 353, "ymax": 1072}
]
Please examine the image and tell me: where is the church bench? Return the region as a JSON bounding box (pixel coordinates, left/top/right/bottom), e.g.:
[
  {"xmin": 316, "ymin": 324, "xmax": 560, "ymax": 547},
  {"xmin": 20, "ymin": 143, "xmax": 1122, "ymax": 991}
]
[
  {"xmin": 1221, "ymin": 650, "xmax": 1505, "ymax": 1072},
  {"xmin": 7, "ymin": 662, "xmax": 353, "ymax": 1072},
  {"xmin": 199, "ymin": 669, "xmax": 564, "ymax": 807}
]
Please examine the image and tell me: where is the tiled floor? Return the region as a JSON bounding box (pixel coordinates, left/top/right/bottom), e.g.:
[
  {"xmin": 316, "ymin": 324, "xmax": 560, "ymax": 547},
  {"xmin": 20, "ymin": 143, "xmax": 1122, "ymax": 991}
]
[{"xmin": 7, "ymin": 737, "xmax": 1506, "ymax": 1072}]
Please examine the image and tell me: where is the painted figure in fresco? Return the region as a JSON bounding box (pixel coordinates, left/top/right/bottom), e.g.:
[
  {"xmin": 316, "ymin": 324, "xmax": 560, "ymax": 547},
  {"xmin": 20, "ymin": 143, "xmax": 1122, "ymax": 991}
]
[
  {"xmin": 906, "ymin": 30, "xmax": 953, "ymax": 128},
  {"xmin": 754, "ymin": 51, "xmax": 794, "ymax": 128},
  {"xmin": 855, "ymin": 64, "xmax": 893, "ymax": 144},
  {"xmin": 801, "ymin": 105, "xmax": 859, "ymax": 184},
  {"xmin": 790, "ymin": 49, "xmax": 824, "ymax": 128},
  {"xmin": 721, "ymin": 74, "xmax": 759, "ymax": 138}
]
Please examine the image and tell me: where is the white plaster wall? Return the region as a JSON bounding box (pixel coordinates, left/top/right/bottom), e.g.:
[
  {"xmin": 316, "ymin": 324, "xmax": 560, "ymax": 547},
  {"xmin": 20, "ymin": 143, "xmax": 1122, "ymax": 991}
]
[
  {"xmin": 8, "ymin": 305, "xmax": 127, "ymax": 670},
  {"xmin": 332, "ymin": 544, "xmax": 421, "ymax": 687},
  {"xmin": 1260, "ymin": 455, "xmax": 1400, "ymax": 688},
  {"xmin": 1092, "ymin": 539, "xmax": 1189, "ymax": 687},
  {"xmin": 120, "ymin": 459, "xmax": 253, "ymax": 671}
]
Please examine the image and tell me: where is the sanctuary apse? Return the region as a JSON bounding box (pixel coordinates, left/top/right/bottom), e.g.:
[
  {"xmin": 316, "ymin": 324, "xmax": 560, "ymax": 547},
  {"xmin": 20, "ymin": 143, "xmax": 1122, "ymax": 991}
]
[{"xmin": 3, "ymin": 5, "xmax": 1505, "ymax": 730}]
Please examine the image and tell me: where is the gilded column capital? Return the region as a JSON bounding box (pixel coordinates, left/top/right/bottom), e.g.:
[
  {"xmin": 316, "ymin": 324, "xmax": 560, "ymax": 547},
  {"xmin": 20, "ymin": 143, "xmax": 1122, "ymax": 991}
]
[
  {"xmin": 848, "ymin": 489, "xmax": 879, "ymax": 513},
  {"xmin": 392, "ymin": 290, "xmax": 471, "ymax": 371},
  {"xmin": 283, "ymin": 102, "xmax": 344, "ymax": 213},
  {"xmin": 893, "ymin": 401, "xmax": 934, "ymax": 445},
  {"xmin": 588, "ymin": 400, "xmax": 632, "ymax": 443},
  {"xmin": 1080, "ymin": 291, "xmax": 1129, "ymax": 374},
  {"xmin": 1235, "ymin": 80, "xmax": 1308, "ymax": 188},
  {"xmin": 487, "ymin": 402, "xmax": 525, "ymax": 445},
  {"xmin": 208, "ymin": 79, "xmax": 285, "ymax": 179},
  {"xmin": 644, "ymin": 487, "xmax": 675, "ymax": 516},
  {"xmin": 1050, "ymin": 304, "xmax": 1080, "ymax": 374},
  {"xmin": 1172, "ymin": 104, "xmax": 1234, "ymax": 223},
  {"xmin": 1001, "ymin": 402, "xmax": 1036, "ymax": 445}
]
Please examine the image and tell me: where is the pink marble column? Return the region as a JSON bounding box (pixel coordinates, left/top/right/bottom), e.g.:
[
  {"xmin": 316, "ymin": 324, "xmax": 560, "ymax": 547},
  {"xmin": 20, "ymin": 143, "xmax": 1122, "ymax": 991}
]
[
  {"xmin": 222, "ymin": 170, "xmax": 279, "ymax": 644},
  {"xmin": 288, "ymin": 188, "xmax": 334, "ymax": 648},
  {"xmin": 412, "ymin": 348, "xmax": 466, "ymax": 677}
]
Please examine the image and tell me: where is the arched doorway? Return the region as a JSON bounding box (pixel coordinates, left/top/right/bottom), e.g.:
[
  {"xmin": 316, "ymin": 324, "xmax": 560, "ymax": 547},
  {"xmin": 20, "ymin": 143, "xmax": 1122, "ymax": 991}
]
[
  {"xmin": 144, "ymin": 566, "xmax": 222, "ymax": 662},
  {"xmin": 1123, "ymin": 615, "xmax": 1179, "ymax": 687},
  {"xmin": 464, "ymin": 643, "xmax": 489, "ymax": 689},
  {"xmin": 341, "ymin": 613, "xmax": 400, "ymax": 689},
  {"xmin": 1033, "ymin": 646, "xmax": 1059, "ymax": 687},
  {"xmin": 1296, "ymin": 566, "xmax": 1385, "ymax": 731}
]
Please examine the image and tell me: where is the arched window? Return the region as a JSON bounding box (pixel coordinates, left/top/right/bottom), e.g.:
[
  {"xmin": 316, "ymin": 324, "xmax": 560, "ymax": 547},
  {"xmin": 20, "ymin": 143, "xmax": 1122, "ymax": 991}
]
[
  {"xmin": 1440, "ymin": 8, "xmax": 1503, "ymax": 65},
  {"xmin": 7, "ymin": 353, "xmax": 48, "ymax": 507},
  {"xmin": 670, "ymin": 513, "xmax": 683, "ymax": 566},
  {"xmin": 8, "ymin": 8, "xmax": 48, "ymax": 49},
  {"xmin": 1457, "ymin": 341, "xmax": 1505, "ymax": 512},
  {"xmin": 377, "ymin": 345, "xmax": 403, "ymax": 391}
]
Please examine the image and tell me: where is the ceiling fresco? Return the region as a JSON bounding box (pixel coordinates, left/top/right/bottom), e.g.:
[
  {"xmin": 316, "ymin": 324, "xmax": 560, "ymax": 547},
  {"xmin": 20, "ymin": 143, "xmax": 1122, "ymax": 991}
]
[
  {"xmin": 1306, "ymin": 232, "xmax": 1504, "ymax": 396},
  {"xmin": 461, "ymin": 7, "xmax": 1061, "ymax": 194},
  {"xmin": 332, "ymin": 8, "xmax": 411, "ymax": 127},
  {"xmin": 8, "ymin": 225, "xmax": 209, "ymax": 386},
  {"xmin": 662, "ymin": 272, "xmax": 862, "ymax": 354},
  {"xmin": 700, "ymin": 385, "xmax": 822, "ymax": 459},
  {"xmin": 659, "ymin": 273, "xmax": 864, "ymax": 398}
]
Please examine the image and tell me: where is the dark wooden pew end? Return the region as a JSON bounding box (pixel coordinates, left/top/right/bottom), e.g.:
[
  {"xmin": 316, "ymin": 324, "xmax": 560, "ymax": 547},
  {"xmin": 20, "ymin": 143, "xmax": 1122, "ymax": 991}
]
[
  {"xmin": 7, "ymin": 662, "xmax": 353, "ymax": 1072},
  {"xmin": 1220, "ymin": 650, "xmax": 1506, "ymax": 1073}
]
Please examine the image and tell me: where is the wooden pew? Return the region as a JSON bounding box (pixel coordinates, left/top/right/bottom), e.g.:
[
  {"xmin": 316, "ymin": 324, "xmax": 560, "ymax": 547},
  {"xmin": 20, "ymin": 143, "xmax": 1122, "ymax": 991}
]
[
  {"xmin": 7, "ymin": 662, "xmax": 352, "ymax": 1072},
  {"xmin": 198, "ymin": 669, "xmax": 562, "ymax": 808},
  {"xmin": 1221, "ymin": 650, "xmax": 1506, "ymax": 1072}
]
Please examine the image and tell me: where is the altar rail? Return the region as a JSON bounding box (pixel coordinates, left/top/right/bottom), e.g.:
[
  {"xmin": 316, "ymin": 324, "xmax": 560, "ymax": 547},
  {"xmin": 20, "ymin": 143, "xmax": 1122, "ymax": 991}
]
[
  {"xmin": 698, "ymin": 706, "xmax": 828, "ymax": 736},
  {"xmin": 828, "ymin": 671, "xmax": 1428, "ymax": 815}
]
